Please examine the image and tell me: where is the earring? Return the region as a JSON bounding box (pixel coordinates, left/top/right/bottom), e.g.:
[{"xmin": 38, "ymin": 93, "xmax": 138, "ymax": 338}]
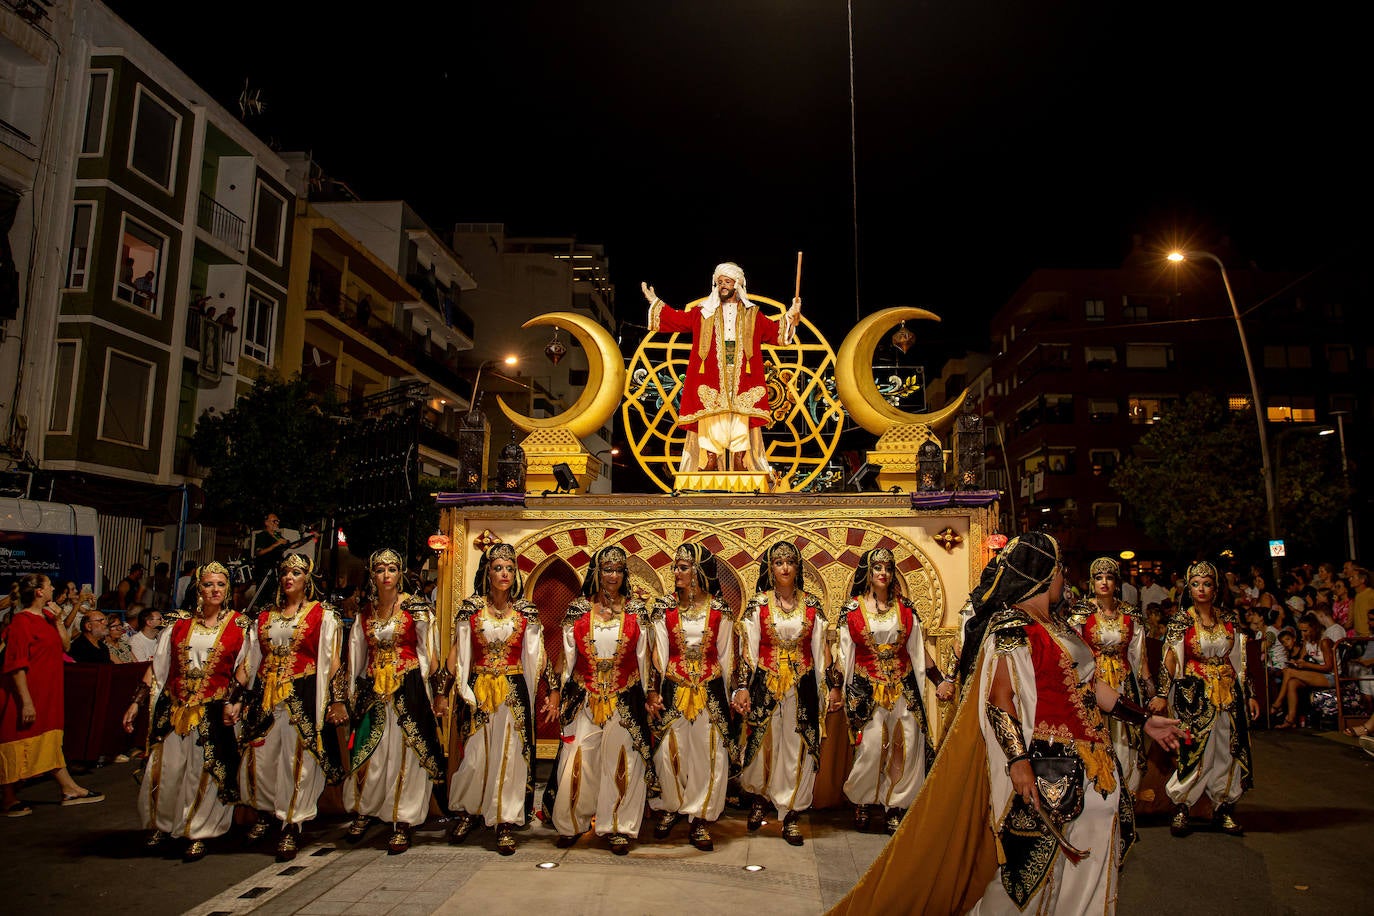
[{"xmin": 195, "ymin": 594, "xmax": 204, "ymax": 615}]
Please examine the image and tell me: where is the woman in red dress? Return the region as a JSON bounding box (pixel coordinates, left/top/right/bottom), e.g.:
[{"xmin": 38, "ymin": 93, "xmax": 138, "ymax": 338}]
[{"xmin": 1, "ymin": 574, "xmax": 104, "ymax": 816}]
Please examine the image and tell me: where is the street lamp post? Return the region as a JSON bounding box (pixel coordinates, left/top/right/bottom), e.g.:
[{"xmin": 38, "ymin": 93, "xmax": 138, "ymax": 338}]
[
  {"xmin": 468, "ymin": 355, "xmax": 519, "ymax": 416},
  {"xmin": 1332, "ymin": 410, "xmax": 1359, "ymax": 561},
  {"xmin": 1168, "ymin": 250, "xmax": 1280, "ymax": 580}
]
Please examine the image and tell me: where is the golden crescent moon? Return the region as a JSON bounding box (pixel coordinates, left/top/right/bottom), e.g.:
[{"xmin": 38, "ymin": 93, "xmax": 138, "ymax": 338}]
[
  {"xmin": 497, "ymin": 311, "xmax": 625, "ymax": 440},
  {"xmin": 835, "ymin": 307, "xmax": 969, "ymax": 435}
]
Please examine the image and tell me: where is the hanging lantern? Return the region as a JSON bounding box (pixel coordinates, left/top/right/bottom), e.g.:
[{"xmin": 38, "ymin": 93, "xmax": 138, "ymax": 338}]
[
  {"xmin": 497, "ymin": 431, "xmax": 527, "ymax": 493},
  {"xmin": 427, "ymin": 533, "xmax": 450, "ymax": 552},
  {"xmin": 986, "ymin": 533, "xmax": 1009, "ymax": 551},
  {"xmin": 545, "ymin": 327, "xmax": 568, "ymax": 365},
  {"xmin": 891, "ymin": 320, "xmax": 914, "ymax": 354}
]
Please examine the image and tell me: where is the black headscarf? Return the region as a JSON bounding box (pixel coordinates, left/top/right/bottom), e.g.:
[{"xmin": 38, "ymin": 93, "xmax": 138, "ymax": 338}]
[
  {"xmin": 472, "ymin": 543, "xmax": 525, "ymax": 600},
  {"xmin": 850, "ymin": 546, "xmax": 905, "ymax": 600},
  {"xmin": 957, "ymin": 532, "xmax": 1062, "ymax": 680},
  {"xmin": 675, "ymin": 542, "xmax": 723, "ymax": 599},
  {"xmin": 755, "ymin": 539, "xmax": 806, "ymax": 593},
  {"xmin": 581, "ymin": 545, "xmax": 632, "ymax": 600}
]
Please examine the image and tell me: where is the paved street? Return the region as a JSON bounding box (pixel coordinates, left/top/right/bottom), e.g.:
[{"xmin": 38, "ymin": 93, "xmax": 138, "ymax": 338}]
[{"xmin": 4, "ymin": 729, "xmax": 1368, "ymax": 915}]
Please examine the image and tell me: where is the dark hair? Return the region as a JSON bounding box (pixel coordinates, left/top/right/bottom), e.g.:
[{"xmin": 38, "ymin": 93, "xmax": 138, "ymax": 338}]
[
  {"xmin": 154, "ymin": 562, "xmax": 169, "ymax": 577},
  {"xmin": 129, "ymin": 563, "xmax": 145, "ymax": 574},
  {"xmin": 18, "ymin": 573, "xmax": 49, "ymax": 608},
  {"xmin": 135, "ymin": 605, "xmax": 159, "ymax": 630},
  {"xmin": 1298, "ymin": 612, "xmax": 1321, "ymax": 634},
  {"xmin": 181, "ymin": 561, "xmax": 197, "ymax": 574}
]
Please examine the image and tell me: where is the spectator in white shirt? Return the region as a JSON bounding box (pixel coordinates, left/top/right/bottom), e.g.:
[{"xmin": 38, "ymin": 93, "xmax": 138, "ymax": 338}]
[
  {"xmin": 126, "ymin": 606, "xmax": 162, "ymax": 663},
  {"xmin": 1138, "ymin": 570, "xmax": 1169, "ymax": 610}
]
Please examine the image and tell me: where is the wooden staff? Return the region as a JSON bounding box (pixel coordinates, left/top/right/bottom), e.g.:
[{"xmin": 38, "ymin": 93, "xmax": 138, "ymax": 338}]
[{"xmin": 794, "ymin": 251, "xmax": 804, "ymax": 300}]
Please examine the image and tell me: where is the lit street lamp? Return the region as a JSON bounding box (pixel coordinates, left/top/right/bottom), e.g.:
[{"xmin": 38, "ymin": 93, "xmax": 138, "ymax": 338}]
[
  {"xmin": 468, "ymin": 354, "xmax": 519, "ymax": 415},
  {"xmin": 1168, "ymin": 249, "xmax": 1280, "ymax": 578}
]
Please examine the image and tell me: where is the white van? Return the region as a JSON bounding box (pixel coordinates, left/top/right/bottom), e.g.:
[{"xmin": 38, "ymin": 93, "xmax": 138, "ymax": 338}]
[{"xmin": 0, "ymin": 498, "xmax": 102, "ymax": 593}]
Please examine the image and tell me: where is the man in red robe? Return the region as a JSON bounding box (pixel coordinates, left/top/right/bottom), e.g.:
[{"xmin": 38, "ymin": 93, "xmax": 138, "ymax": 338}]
[{"xmin": 641, "ymin": 262, "xmax": 800, "ymax": 473}]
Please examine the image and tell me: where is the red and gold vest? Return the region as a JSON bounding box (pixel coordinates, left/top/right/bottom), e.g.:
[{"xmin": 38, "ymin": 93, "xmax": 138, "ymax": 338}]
[
  {"xmin": 1025, "ymin": 620, "xmax": 1115, "ymax": 793},
  {"xmin": 365, "ymin": 604, "xmax": 420, "ymax": 696},
  {"xmin": 164, "ymin": 612, "xmax": 247, "ymax": 735},
  {"xmin": 664, "ymin": 601, "xmax": 725, "ymax": 722},
  {"xmin": 255, "ymin": 602, "xmax": 325, "ymax": 711},
  {"xmin": 757, "ymin": 595, "xmax": 818, "ymax": 701},
  {"xmin": 1082, "ymin": 611, "xmax": 1135, "ymax": 691},
  {"xmin": 847, "ymin": 597, "xmax": 915, "ymax": 709},
  {"xmin": 467, "ymin": 607, "xmax": 530, "ymax": 713},
  {"xmin": 1181, "ymin": 612, "xmax": 1239, "ymax": 710},
  {"xmin": 571, "ymin": 609, "xmax": 642, "ymax": 725}
]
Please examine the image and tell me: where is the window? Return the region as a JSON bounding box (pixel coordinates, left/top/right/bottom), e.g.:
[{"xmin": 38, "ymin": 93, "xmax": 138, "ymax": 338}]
[
  {"xmin": 1092, "ymin": 503, "xmax": 1122, "ymax": 528},
  {"xmin": 113, "ymin": 216, "xmax": 166, "ymax": 312},
  {"xmin": 241, "ymin": 288, "xmax": 277, "ymax": 365},
  {"xmin": 1128, "ymin": 396, "xmax": 1170, "ymax": 424},
  {"xmin": 251, "ymin": 180, "xmax": 287, "ymax": 262},
  {"xmin": 128, "ymin": 86, "xmax": 180, "ymax": 192},
  {"xmin": 1084, "ymin": 346, "xmax": 1117, "ymax": 367},
  {"xmin": 1089, "ymin": 449, "xmax": 1119, "ymax": 476},
  {"xmin": 97, "ymin": 350, "xmax": 155, "ymax": 447},
  {"xmin": 1046, "ymin": 448, "xmax": 1076, "ymax": 475},
  {"xmin": 1324, "ymin": 302, "xmax": 1344, "ymax": 321},
  {"xmin": 48, "ymin": 341, "xmax": 80, "ymax": 434},
  {"xmin": 1121, "ymin": 297, "xmax": 1149, "ymax": 321},
  {"xmin": 65, "ymin": 203, "xmax": 96, "ymax": 289},
  {"xmin": 1227, "ymin": 396, "xmax": 1251, "ymax": 411},
  {"xmin": 1267, "ymin": 396, "xmax": 1316, "ymax": 423},
  {"xmin": 1326, "ymin": 345, "xmax": 1352, "ymax": 373},
  {"xmin": 1089, "ymin": 399, "xmax": 1119, "ymax": 423},
  {"xmin": 1126, "ymin": 343, "xmax": 1173, "ymax": 369},
  {"xmin": 1044, "ymin": 394, "xmax": 1074, "ymax": 423},
  {"xmin": 80, "ymin": 70, "xmax": 111, "ymax": 156},
  {"xmin": 1264, "ymin": 345, "xmax": 1313, "ymax": 369},
  {"xmin": 1084, "ymin": 299, "xmax": 1105, "ymax": 321}
]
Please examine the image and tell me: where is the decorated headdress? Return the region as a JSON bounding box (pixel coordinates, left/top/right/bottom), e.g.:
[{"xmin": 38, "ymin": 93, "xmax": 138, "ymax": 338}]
[
  {"xmin": 957, "ymin": 532, "xmax": 1062, "ymax": 680},
  {"xmin": 1089, "ymin": 556, "xmax": 1120, "ymax": 580},
  {"xmin": 196, "ymin": 561, "xmax": 230, "ymax": 583},
  {"xmin": 473, "ymin": 542, "xmax": 524, "ymax": 600},
  {"xmin": 1186, "ymin": 560, "xmax": 1219, "ymax": 583},
  {"xmin": 276, "ymin": 552, "xmax": 317, "ymax": 604},
  {"xmin": 696, "ymin": 261, "xmax": 757, "ymax": 321},
  {"xmin": 581, "ymin": 544, "xmax": 631, "ymax": 600},
  {"xmin": 755, "ymin": 539, "xmax": 806, "ymax": 593},
  {"xmin": 674, "ymin": 542, "xmax": 722, "ymax": 600},
  {"xmin": 369, "ymin": 548, "xmax": 404, "ymax": 571},
  {"xmin": 850, "ymin": 546, "xmax": 904, "ymax": 600}
]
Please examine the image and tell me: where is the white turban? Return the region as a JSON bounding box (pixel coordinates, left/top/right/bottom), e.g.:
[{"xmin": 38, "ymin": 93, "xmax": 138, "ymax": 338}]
[{"xmin": 700, "ymin": 261, "xmax": 755, "ymax": 319}]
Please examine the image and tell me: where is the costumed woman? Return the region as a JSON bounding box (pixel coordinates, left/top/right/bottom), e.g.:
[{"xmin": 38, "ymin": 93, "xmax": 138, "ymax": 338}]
[
  {"xmin": 646, "ymin": 542, "xmax": 735, "ymax": 851},
  {"xmin": 237, "ymin": 553, "xmax": 346, "ymax": 861},
  {"xmin": 438, "ymin": 542, "xmax": 543, "ymax": 855},
  {"xmin": 837, "ymin": 547, "xmax": 952, "ymax": 835},
  {"xmin": 1070, "ymin": 556, "xmax": 1148, "ymax": 794},
  {"xmin": 122, "ymin": 562, "xmax": 252, "ymax": 861},
  {"xmin": 341, "ymin": 548, "xmax": 445, "ymax": 854},
  {"xmin": 2, "ymin": 574, "xmax": 104, "ymax": 816},
  {"xmin": 829, "ymin": 533, "xmax": 1184, "ymax": 915},
  {"xmin": 1150, "ymin": 560, "xmax": 1258, "ymax": 837},
  {"xmin": 735, "ymin": 538, "xmax": 828, "ymax": 846},
  {"xmin": 544, "ymin": 545, "xmax": 655, "ymax": 855}
]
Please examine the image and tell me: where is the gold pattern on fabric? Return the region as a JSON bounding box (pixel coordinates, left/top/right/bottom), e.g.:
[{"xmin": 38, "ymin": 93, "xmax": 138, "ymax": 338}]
[{"xmin": 171, "ymin": 614, "xmax": 236, "ymax": 736}]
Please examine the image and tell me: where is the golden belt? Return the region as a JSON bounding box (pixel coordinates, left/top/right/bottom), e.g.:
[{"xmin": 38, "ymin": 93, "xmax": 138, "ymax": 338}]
[{"xmin": 473, "ymin": 664, "xmax": 521, "ymax": 714}]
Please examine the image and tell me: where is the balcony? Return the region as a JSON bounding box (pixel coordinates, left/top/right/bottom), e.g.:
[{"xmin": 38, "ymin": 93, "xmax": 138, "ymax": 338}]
[
  {"xmin": 197, "ymin": 192, "xmax": 246, "ymax": 251},
  {"xmin": 419, "ymin": 419, "xmax": 461, "ymax": 457},
  {"xmin": 306, "ymin": 284, "xmax": 469, "ymax": 396},
  {"xmin": 405, "ymin": 271, "xmax": 476, "ymax": 340}
]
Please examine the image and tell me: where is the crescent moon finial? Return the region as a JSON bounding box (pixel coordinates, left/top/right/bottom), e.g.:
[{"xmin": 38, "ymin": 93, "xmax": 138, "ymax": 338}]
[
  {"xmin": 497, "ymin": 312, "xmax": 625, "ymax": 440},
  {"xmin": 836, "ymin": 307, "xmax": 968, "ymax": 435}
]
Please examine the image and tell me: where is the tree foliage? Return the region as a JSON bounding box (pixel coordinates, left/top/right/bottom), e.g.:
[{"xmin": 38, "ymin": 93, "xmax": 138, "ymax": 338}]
[
  {"xmin": 191, "ymin": 374, "xmax": 346, "ymax": 528},
  {"xmin": 1112, "ymin": 392, "xmax": 1352, "ymax": 559},
  {"xmin": 340, "ymin": 474, "xmax": 451, "ymax": 571}
]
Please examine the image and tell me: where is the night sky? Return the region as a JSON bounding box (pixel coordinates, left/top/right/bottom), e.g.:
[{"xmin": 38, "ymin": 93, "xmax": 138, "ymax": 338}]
[{"xmin": 108, "ymin": 1, "xmax": 1366, "ymax": 362}]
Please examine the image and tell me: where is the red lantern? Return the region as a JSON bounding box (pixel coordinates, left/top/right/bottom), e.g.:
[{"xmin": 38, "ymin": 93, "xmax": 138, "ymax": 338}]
[
  {"xmin": 986, "ymin": 533, "xmax": 1009, "ymax": 551},
  {"xmin": 428, "ymin": 534, "xmax": 450, "ymax": 552}
]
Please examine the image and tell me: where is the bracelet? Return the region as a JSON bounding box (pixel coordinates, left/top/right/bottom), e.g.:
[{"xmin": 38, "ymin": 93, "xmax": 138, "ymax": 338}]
[
  {"xmin": 328, "ymin": 668, "xmax": 350, "ymax": 705},
  {"xmin": 1005, "ymin": 751, "xmax": 1030, "ymax": 774},
  {"xmin": 130, "ymin": 682, "xmax": 150, "ymax": 710},
  {"xmin": 825, "ymin": 666, "xmax": 844, "ymax": 690},
  {"xmin": 985, "ymin": 703, "xmax": 1028, "ymax": 766},
  {"xmin": 428, "ymin": 667, "xmax": 456, "ymax": 698},
  {"xmin": 226, "ymin": 682, "xmax": 245, "ymax": 705},
  {"xmin": 1108, "ymin": 695, "xmax": 1150, "ymax": 727}
]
